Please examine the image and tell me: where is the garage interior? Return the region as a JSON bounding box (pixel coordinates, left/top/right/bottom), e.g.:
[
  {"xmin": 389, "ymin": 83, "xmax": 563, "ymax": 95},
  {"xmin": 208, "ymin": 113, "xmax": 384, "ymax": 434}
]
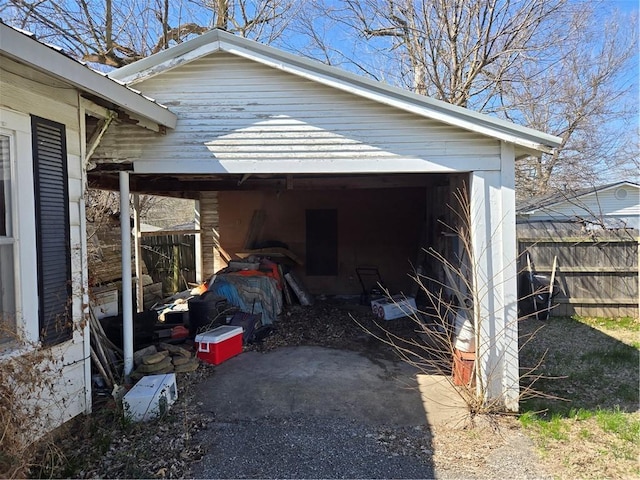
[{"xmin": 87, "ymin": 169, "xmax": 470, "ymax": 302}]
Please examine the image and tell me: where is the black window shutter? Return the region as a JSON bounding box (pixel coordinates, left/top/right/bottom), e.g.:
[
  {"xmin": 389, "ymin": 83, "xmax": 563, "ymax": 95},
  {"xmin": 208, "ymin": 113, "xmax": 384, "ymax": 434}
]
[{"xmin": 31, "ymin": 116, "xmax": 72, "ymax": 346}]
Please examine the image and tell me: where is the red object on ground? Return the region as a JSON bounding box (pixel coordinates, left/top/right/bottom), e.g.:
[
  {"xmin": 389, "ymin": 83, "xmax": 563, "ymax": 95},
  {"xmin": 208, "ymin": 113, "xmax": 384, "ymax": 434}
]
[
  {"xmin": 195, "ymin": 326, "xmax": 243, "ymax": 365},
  {"xmin": 171, "ymin": 325, "xmax": 189, "ymax": 339},
  {"xmin": 453, "ymin": 349, "xmax": 475, "ymax": 386}
]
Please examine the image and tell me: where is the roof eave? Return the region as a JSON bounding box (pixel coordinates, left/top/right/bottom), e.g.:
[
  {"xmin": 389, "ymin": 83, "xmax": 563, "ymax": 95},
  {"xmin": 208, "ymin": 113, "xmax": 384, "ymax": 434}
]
[{"xmin": 0, "ymin": 23, "xmax": 177, "ymax": 129}]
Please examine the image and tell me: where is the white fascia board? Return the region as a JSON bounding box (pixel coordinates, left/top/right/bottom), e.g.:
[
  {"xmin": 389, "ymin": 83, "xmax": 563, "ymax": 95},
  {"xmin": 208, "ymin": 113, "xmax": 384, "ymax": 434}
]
[
  {"xmin": 0, "ymin": 24, "xmax": 177, "ymax": 129},
  {"xmin": 112, "ymin": 41, "xmax": 223, "ymax": 84},
  {"xmin": 133, "ymin": 155, "xmax": 500, "ymax": 175}
]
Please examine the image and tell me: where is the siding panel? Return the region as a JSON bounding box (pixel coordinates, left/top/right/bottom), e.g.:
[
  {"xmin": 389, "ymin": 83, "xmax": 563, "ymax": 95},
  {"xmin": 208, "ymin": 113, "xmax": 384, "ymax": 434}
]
[{"xmin": 92, "ymin": 52, "xmax": 500, "ymax": 170}]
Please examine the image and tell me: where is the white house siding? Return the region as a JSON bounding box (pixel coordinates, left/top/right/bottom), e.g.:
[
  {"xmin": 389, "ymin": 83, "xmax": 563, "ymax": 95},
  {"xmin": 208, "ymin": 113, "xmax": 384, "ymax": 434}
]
[
  {"xmin": 524, "ymin": 184, "xmax": 640, "ymax": 229},
  {"xmin": 92, "ymin": 52, "xmax": 501, "ymax": 172},
  {"xmin": 0, "ymin": 58, "xmax": 90, "ymax": 433}
]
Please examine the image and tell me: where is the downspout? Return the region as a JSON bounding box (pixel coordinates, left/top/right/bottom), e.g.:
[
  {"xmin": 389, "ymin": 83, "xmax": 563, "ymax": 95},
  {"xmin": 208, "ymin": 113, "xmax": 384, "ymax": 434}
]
[{"xmin": 120, "ymin": 172, "xmax": 134, "ymax": 378}]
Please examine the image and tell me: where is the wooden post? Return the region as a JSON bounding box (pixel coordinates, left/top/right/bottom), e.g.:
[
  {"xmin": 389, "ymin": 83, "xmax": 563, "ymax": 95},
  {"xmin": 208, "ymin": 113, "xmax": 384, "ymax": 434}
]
[
  {"xmin": 526, "ymin": 253, "xmax": 538, "ymax": 321},
  {"xmin": 547, "ymin": 256, "xmax": 558, "ymax": 314}
]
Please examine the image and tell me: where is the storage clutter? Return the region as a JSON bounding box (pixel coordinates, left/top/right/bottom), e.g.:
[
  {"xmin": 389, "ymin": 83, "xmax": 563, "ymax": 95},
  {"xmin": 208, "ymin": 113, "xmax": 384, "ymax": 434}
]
[{"xmin": 371, "ymin": 295, "xmax": 417, "ymax": 320}]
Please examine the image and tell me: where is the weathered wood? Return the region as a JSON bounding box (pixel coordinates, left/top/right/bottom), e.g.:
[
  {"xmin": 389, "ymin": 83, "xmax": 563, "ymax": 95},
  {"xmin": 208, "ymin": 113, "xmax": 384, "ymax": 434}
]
[
  {"xmin": 278, "ymin": 264, "xmax": 293, "ymax": 306},
  {"xmin": 244, "ymin": 210, "xmax": 266, "ymax": 249},
  {"xmin": 556, "ymin": 297, "xmax": 638, "ymax": 305},
  {"xmin": 518, "ymin": 225, "xmax": 639, "ymax": 318},
  {"xmin": 534, "ymin": 266, "xmax": 636, "ymax": 273},
  {"xmin": 236, "ymin": 247, "xmax": 304, "ymax": 266},
  {"xmin": 140, "ymin": 228, "xmax": 200, "ymax": 237},
  {"xmin": 547, "ymin": 256, "xmax": 557, "ymax": 312},
  {"xmin": 141, "ymin": 233, "xmax": 196, "ymax": 295}
]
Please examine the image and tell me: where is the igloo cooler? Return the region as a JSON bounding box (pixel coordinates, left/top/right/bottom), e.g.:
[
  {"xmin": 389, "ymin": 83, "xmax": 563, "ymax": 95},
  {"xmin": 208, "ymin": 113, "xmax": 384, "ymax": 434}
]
[{"xmin": 195, "ymin": 325, "xmax": 243, "ymax": 365}]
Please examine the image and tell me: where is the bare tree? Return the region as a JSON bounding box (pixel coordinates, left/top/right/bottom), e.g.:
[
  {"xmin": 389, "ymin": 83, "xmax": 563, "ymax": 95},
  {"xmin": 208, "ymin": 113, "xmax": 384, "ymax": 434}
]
[
  {"xmin": 296, "ymin": 0, "xmax": 637, "ymax": 196},
  {"xmin": 200, "ymin": 0, "xmax": 304, "ymax": 43},
  {"xmin": 1, "ymin": 0, "xmax": 302, "ymax": 68},
  {"xmin": 504, "ymin": 7, "xmax": 638, "ymax": 197},
  {"xmin": 297, "ymin": 0, "xmax": 567, "ymax": 108}
]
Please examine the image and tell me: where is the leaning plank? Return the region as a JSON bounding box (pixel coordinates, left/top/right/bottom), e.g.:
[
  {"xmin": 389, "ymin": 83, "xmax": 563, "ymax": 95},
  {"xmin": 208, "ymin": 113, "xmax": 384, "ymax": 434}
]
[
  {"xmin": 547, "ymin": 256, "xmax": 558, "ymax": 313},
  {"xmin": 278, "ymin": 264, "xmax": 293, "ymax": 306},
  {"xmin": 90, "ymin": 345, "xmax": 114, "ymax": 390},
  {"xmin": 244, "ymin": 209, "xmax": 266, "ymax": 249},
  {"xmin": 284, "ymin": 272, "xmax": 313, "ymax": 306},
  {"xmin": 236, "ymin": 247, "xmax": 304, "ymax": 266},
  {"xmin": 526, "ymin": 253, "xmax": 539, "ymax": 321}
]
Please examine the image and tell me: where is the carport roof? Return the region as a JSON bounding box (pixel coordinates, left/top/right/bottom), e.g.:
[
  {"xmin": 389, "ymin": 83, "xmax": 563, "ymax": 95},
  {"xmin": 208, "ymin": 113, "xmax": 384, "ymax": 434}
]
[{"xmin": 109, "ymin": 28, "xmax": 562, "ymax": 155}]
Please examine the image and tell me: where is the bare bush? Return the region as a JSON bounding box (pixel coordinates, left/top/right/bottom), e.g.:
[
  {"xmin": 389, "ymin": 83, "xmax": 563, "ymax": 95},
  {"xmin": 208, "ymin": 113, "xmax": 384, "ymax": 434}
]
[{"xmin": 353, "ymin": 188, "xmax": 565, "ymax": 415}]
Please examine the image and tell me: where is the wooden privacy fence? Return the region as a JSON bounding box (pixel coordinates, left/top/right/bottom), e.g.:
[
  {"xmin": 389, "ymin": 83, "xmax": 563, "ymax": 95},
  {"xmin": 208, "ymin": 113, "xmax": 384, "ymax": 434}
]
[
  {"xmin": 517, "ymin": 222, "xmax": 639, "ymax": 319},
  {"xmin": 141, "ymin": 233, "xmax": 196, "ymax": 295}
]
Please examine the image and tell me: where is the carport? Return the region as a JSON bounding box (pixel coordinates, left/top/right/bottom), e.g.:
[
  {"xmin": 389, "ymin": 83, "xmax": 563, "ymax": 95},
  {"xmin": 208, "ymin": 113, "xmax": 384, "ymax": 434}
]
[{"xmin": 87, "ymin": 29, "xmax": 562, "ymax": 411}]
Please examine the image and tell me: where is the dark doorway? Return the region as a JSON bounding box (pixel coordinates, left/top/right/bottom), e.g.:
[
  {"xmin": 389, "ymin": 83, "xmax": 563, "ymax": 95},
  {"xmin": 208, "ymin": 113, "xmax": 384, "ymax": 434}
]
[{"xmin": 306, "ymin": 209, "xmax": 338, "ymax": 275}]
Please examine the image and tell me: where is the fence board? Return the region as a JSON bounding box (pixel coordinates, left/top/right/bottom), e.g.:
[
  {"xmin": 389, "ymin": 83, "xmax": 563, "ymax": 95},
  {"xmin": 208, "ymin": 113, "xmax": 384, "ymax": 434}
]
[
  {"xmin": 141, "ymin": 233, "xmax": 196, "ymax": 295},
  {"xmin": 517, "ymin": 222, "xmax": 639, "ymax": 319}
]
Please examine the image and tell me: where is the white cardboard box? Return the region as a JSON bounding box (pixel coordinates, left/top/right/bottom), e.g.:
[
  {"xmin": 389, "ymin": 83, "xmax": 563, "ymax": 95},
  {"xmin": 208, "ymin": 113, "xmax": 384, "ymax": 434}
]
[
  {"xmin": 122, "ymin": 373, "xmax": 178, "ymax": 422},
  {"xmin": 371, "ymin": 295, "xmax": 417, "ymax": 320},
  {"xmin": 92, "ymin": 286, "xmax": 118, "ymax": 319}
]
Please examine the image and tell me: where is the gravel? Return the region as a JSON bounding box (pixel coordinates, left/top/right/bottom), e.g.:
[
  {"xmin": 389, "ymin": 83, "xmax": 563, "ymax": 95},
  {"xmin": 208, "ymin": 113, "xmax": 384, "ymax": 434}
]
[{"xmin": 191, "ymin": 417, "xmax": 435, "ymax": 479}]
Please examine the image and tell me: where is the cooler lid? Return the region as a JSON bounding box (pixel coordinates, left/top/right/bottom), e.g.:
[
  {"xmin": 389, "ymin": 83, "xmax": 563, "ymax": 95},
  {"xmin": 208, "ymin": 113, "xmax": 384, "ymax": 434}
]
[{"xmin": 195, "ymin": 325, "xmax": 243, "ymax": 344}]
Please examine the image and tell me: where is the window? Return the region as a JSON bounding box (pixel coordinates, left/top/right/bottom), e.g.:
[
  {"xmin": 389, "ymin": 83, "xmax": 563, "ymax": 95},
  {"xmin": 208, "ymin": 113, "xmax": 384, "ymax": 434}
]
[
  {"xmin": 0, "ymin": 133, "xmax": 16, "ymax": 338},
  {"xmin": 31, "ymin": 116, "xmax": 72, "ymax": 346}
]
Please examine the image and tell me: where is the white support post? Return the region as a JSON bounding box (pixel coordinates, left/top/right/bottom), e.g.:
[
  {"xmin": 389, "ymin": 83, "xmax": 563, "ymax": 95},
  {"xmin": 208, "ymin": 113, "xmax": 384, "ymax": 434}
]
[
  {"xmin": 133, "ymin": 194, "xmax": 144, "ymax": 313},
  {"xmin": 79, "ymin": 99, "xmax": 92, "ymax": 414},
  {"xmin": 120, "ymin": 172, "xmax": 134, "ymax": 378},
  {"xmin": 470, "ymin": 144, "xmax": 519, "ymax": 411},
  {"xmin": 194, "ymin": 199, "xmax": 203, "ymax": 284}
]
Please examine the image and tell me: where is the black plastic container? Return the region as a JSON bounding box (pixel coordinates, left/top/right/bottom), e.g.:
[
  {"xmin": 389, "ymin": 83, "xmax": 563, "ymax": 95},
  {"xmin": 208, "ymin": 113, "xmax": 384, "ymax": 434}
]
[
  {"xmin": 187, "ymin": 291, "xmax": 228, "ymax": 338},
  {"xmin": 229, "ymin": 311, "xmax": 262, "ymax": 344}
]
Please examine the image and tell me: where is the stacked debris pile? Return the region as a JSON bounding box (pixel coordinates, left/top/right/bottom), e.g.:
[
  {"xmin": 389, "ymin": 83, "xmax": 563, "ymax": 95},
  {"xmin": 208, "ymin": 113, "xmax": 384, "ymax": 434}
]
[{"xmin": 130, "ymin": 343, "xmax": 200, "ymax": 380}]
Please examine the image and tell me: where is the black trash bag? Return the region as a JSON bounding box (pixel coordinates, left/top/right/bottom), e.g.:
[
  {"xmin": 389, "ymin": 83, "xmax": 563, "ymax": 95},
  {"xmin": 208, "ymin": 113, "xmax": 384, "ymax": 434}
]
[{"xmin": 518, "ymin": 272, "xmax": 560, "ymax": 321}]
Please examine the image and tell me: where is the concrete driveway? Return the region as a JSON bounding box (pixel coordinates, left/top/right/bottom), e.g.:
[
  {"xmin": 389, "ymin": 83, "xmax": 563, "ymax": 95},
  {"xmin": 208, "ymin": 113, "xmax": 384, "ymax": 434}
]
[{"xmin": 191, "ymin": 346, "xmax": 466, "ymax": 479}]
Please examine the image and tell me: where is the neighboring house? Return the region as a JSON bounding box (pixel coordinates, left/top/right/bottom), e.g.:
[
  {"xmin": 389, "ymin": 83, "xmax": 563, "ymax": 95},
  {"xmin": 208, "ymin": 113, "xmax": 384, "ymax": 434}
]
[
  {"xmin": 517, "ymin": 183, "xmax": 640, "ymax": 319},
  {"xmin": 0, "ymin": 22, "xmax": 176, "ymax": 437},
  {"xmin": 87, "ymin": 28, "xmax": 562, "ymax": 411},
  {"xmin": 518, "ymin": 181, "xmax": 640, "ymax": 229}
]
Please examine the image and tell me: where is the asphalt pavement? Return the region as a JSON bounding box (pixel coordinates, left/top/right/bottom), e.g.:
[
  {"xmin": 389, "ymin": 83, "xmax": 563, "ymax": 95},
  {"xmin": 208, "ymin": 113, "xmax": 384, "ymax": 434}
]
[{"xmin": 191, "ymin": 346, "xmax": 441, "ymax": 479}]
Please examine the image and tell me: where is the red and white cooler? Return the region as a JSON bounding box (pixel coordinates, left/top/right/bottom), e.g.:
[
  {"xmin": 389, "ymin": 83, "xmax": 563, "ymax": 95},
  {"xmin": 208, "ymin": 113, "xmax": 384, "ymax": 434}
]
[{"xmin": 195, "ymin": 325, "xmax": 243, "ymax": 365}]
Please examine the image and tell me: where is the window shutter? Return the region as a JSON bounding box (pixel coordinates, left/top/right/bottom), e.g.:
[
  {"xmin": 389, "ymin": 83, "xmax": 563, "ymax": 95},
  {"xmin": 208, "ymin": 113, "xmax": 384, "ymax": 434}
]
[{"xmin": 31, "ymin": 116, "xmax": 72, "ymax": 346}]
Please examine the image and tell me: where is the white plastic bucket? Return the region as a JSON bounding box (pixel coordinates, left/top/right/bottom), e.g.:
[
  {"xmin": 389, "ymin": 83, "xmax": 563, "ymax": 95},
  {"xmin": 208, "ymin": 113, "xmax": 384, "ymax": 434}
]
[{"xmin": 454, "ymin": 313, "xmax": 475, "ymax": 353}]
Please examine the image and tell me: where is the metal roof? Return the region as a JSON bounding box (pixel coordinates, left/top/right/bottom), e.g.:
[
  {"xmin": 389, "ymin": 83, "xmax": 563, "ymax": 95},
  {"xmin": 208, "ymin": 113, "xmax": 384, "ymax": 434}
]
[
  {"xmin": 110, "ymin": 28, "xmax": 562, "ymax": 154},
  {"xmin": 0, "ymin": 21, "xmax": 177, "ymax": 129}
]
